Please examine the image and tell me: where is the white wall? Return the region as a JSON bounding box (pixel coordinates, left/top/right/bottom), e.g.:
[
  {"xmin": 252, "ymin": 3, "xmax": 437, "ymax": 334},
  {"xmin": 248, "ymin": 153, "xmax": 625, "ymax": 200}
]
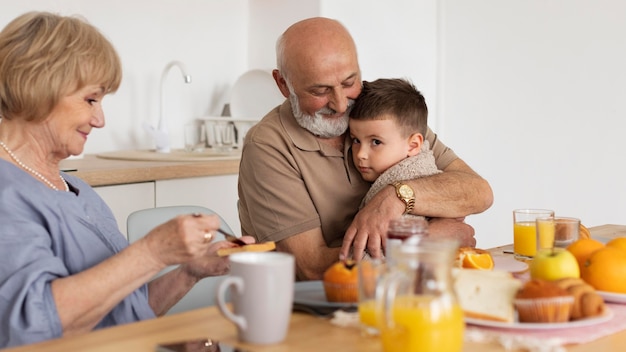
[
  {"xmin": 3, "ymin": 1, "xmax": 624, "ymax": 248},
  {"xmin": 438, "ymin": 0, "xmax": 626, "ymax": 247},
  {"xmin": 321, "ymin": 0, "xmax": 440, "ymax": 126},
  {"xmin": 0, "ymin": 0, "xmax": 249, "ymax": 154},
  {"xmin": 301, "ymin": 0, "xmax": 626, "ymax": 248},
  {"xmin": 248, "ymin": 0, "xmax": 320, "ymax": 70}
]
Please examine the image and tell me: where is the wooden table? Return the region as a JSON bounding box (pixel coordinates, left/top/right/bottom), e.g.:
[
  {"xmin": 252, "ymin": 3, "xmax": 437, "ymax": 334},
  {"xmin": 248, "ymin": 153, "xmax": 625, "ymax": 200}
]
[
  {"xmin": 4, "ymin": 303, "xmax": 626, "ymax": 352},
  {"xmin": 5, "ymin": 230, "xmax": 626, "ymax": 352}
]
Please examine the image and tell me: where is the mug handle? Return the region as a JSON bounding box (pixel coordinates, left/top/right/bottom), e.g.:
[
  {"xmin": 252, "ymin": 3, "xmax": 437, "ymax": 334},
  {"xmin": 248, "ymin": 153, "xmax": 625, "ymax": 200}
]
[{"xmin": 216, "ymin": 276, "xmax": 247, "ymax": 330}]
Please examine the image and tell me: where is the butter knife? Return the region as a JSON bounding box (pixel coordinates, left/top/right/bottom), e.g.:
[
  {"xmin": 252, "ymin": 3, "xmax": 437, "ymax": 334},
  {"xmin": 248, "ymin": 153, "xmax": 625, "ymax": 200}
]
[{"xmin": 217, "ymin": 228, "xmax": 247, "ymax": 246}]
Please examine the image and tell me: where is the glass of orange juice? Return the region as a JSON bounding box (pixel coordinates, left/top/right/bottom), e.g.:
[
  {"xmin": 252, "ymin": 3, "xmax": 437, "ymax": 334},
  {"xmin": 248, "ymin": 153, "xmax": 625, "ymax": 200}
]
[
  {"xmin": 513, "ymin": 209, "xmax": 554, "ymax": 259},
  {"xmin": 377, "ymin": 238, "xmax": 464, "ymax": 352}
]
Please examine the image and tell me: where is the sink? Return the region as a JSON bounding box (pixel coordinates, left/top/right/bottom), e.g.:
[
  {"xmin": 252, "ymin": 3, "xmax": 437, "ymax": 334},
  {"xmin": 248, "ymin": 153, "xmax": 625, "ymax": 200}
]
[{"xmin": 96, "ymin": 148, "xmax": 241, "ymax": 162}]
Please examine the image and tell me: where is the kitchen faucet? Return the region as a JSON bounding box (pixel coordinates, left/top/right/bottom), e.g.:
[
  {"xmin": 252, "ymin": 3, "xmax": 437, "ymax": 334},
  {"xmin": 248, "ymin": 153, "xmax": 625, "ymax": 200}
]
[{"xmin": 148, "ymin": 60, "xmax": 192, "ymax": 153}]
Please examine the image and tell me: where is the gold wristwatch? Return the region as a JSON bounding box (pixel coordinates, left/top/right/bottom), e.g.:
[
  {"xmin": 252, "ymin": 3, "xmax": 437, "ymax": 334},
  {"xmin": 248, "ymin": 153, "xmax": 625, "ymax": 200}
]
[{"xmin": 391, "ymin": 182, "xmax": 415, "ymax": 214}]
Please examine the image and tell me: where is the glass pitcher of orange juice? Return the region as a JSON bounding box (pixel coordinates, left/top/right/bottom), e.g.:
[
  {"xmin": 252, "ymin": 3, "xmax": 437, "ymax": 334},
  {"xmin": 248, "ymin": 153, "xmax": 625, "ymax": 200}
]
[{"xmin": 376, "ymin": 238, "xmax": 464, "ymax": 352}]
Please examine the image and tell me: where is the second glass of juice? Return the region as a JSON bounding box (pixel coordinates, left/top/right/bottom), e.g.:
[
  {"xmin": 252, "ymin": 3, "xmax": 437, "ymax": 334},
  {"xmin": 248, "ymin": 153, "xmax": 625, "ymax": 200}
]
[{"xmin": 358, "ymin": 258, "xmax": 385, "ymax": 336}]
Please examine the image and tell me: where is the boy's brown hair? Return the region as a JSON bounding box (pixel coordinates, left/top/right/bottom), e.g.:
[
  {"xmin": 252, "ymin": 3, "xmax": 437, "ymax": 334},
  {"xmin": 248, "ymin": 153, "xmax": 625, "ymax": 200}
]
[{"xmin": 350, "ymin": 78, "xmax": 428, "ymax": 137}]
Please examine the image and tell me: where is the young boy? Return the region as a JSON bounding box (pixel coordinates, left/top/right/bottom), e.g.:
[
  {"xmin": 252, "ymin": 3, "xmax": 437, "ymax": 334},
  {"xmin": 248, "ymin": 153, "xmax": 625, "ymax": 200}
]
[{"xmin": 349, "ymin": 78, "xmax": 441, "ymax": 209}]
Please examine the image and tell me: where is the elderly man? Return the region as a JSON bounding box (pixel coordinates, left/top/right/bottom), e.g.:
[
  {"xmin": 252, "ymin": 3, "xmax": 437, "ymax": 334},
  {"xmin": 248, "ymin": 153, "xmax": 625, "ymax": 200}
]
[{"xmin": 238, "ymin": 17, "xmax": 493, "ymax": 280}]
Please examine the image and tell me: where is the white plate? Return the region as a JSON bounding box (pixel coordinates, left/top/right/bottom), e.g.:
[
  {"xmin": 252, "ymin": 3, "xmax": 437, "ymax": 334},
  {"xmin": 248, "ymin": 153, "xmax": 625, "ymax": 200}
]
[
  {"xmin": 229, "ymin": 69, "xmax": 284, "ymax": 119},
  {"xmin": 492, "ymin": 255, "xmax": 528, "ymax": 273},
  {"xmin": 598, "ymin": 291, "xmax": 626, "ymax": 304},
  {"xmin": 465, "ymin": 308, "xmax": 613, "ymax": 330},
  {"xmin": 293, "ymin": 281, "xmax": 357, "ymax": 309}
]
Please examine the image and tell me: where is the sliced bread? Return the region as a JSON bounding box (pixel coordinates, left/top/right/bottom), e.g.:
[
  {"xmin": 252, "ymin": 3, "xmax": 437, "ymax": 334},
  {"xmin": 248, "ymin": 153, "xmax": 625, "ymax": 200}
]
[{"xmin": 453, "ymin": 268, "xmax": 522, "ymax": 323}]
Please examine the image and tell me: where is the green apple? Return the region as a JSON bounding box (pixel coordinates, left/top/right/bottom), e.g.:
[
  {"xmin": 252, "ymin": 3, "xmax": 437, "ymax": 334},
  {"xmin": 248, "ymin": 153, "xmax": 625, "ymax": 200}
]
[{"xmin": 530, "ymin": 248, "xmax": 580, "ymax": 281}]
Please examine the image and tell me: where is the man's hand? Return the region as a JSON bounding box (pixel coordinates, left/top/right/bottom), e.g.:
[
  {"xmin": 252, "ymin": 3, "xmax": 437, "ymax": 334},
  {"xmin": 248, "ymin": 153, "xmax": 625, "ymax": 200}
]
[
  {"xmin": 341, "ymin": 196, "xmax": 477, "ymax": 261},
  {"xmin": 427, "ymin": 217, "xmax": 476, "ymax": 247},
  {"xmin": 340, "ymin": 158, "xmax": 488, "ymax": 261},
  {"xmin": 340, "ymin": 186, "xmax": 402, "ymax": 261}
]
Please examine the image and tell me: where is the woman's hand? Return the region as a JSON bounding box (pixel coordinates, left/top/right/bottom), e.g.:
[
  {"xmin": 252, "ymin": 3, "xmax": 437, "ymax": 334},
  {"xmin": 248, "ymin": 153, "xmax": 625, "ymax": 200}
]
[
  {"xmin": 182, "ymin": 235, "xmax": 256, "ymax": 279},
  {"xmin": 142, "ymin": 213, "xmax": 255, "ymax": 315},
  {"xmin": 139, "ymin": 212, "xmax": 257, "ymax": 280},
  {"xmin": 139, "ymin": 213, "xmax": 223, "ymax": 268}
]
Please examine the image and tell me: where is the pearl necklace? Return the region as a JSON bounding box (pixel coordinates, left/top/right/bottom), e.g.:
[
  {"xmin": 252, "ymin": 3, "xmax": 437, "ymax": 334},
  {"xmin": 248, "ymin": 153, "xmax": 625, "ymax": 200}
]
[{"xmin": 0, "ymin": 140, "xmax": 69, "ymax": 192}]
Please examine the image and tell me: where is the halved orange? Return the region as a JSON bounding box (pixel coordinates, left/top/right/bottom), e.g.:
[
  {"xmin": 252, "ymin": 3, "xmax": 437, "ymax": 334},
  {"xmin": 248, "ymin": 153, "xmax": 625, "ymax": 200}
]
[{"xmin": 462, "ymin": 251, "xmax": 494, "ymax": 270}]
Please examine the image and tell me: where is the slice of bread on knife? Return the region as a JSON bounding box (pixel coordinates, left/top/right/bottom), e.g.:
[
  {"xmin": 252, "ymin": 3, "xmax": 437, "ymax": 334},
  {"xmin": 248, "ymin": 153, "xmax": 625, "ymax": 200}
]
[{"xmin": 217, "ymin": 241, "xmax": 276, "ymax": 257}]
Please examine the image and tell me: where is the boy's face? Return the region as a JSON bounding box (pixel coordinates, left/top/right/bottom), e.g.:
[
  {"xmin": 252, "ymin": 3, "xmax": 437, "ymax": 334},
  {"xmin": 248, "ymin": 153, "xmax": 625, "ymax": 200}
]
[{"xmin": 349, "ymin": 115, "xmax": 421, "ymax": 182}]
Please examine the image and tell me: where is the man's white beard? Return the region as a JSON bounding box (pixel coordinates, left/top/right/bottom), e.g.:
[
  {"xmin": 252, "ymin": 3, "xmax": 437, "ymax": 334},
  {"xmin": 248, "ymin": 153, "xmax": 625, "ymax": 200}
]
[{"xmin": 289, "ymin": 92, "xmax": 352, "ymax": 138}]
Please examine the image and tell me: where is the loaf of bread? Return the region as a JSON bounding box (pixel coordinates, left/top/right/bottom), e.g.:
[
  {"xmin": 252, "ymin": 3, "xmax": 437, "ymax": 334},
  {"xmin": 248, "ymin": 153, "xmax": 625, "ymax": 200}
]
[
  {"xmin": 554, "ymin": 277, "xmax": 605, "ymax": 320},
  {"xmin": 216, "ymin": 241, "xmax": 276, "ymax": 257},
  {"xmin": 453, "ymin": 268, "xmax": 522, "ymax": 322}
]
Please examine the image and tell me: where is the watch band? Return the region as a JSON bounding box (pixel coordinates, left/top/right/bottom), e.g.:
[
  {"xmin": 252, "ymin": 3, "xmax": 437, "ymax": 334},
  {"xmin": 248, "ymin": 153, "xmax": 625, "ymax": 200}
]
[
  {"xmin": 391, "ymin": 182, "xmax": 415, "ymax": 215},
  {"xmin": 404, "ymin": 196, "xmax": 415, "ymax": 214}
]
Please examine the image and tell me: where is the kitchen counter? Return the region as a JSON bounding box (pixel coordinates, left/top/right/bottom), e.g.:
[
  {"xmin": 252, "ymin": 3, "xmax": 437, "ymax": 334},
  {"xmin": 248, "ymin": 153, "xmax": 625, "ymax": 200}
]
[{"xmin": 59, "ymin": 153, "xmax": 240, "ymax": 187}]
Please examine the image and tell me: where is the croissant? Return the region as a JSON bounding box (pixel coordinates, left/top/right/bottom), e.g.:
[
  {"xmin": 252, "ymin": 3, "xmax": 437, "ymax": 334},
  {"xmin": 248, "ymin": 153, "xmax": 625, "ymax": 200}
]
[
  {"xmin": 579, "ymin": 224, "xmax": 591, "ymax": 239},
  {"xmin": 554, "ymin": 277, "xmax": 605, "ymax": 320}
]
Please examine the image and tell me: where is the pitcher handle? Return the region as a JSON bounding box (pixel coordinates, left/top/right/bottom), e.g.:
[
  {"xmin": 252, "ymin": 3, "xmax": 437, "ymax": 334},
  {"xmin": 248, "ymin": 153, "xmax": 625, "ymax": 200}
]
[
  {"xmin": 377, "ymin": 271, "xmax": 404, "ymax": 330},
  {"xmin": 216, "ymin": 276, "xmax": 246, "ymax": 330}
]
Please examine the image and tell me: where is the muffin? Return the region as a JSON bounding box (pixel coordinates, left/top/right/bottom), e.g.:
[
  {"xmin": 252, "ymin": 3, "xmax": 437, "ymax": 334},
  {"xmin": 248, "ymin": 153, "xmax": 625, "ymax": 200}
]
[
  {"xmin": 322, "ymin": 260, "xmax": 358, "ymax": 303},
  {"xmin": 514, "ymin": 279, "xmax": 574, "ymax": 323}
]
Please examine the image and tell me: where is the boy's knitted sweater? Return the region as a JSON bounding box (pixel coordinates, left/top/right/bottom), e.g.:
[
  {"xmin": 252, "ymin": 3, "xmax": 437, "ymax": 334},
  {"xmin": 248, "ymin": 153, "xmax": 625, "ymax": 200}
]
[{"xmin": 360, "ymin": 141, "xmax": 442, "ymax": 209}]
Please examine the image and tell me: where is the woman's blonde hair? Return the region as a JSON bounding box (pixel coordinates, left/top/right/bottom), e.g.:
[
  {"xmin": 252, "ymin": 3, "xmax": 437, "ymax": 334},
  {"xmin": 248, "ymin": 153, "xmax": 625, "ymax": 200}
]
[{"xmin": 0, "ymin": 11, "xmax": 122, "ymax": 121}]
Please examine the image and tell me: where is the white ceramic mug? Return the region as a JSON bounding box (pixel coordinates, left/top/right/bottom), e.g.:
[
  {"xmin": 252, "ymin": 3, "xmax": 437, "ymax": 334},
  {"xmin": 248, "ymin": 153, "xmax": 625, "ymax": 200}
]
[{"xmin": 216, "ymin": 252, "xmax": 295, "ymax": 344}]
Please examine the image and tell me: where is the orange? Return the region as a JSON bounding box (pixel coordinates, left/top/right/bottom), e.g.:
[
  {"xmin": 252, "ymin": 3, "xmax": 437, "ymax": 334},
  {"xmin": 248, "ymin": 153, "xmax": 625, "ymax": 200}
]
[
  {"xmin": 580, "ymin": 246, "xmax": 626, "ymax": 293},
  {"xmin": 606, "ymin": 237, "xmax": 626, "ymax": 253},
  {"xmin": 566, "ymin": 238, "xmax": 605, "ymax": 270},
  {"xmin": 462, "ymin": 252, "xmax": 494, "ymax": 270}
]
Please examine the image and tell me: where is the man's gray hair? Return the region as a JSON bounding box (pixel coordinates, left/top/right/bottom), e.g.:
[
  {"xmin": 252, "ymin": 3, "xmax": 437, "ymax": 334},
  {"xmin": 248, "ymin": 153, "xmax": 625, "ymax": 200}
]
[{"xmin": 275, "ymin": 33, "xmax": 287, "ymax": 80}]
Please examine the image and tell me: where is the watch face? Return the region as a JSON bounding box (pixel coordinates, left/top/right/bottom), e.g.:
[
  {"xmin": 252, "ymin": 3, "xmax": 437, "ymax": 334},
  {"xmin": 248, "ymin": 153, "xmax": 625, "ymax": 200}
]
[{"xmin": 398, "ymin": 184, "xmax": 414, "ymax": 197}]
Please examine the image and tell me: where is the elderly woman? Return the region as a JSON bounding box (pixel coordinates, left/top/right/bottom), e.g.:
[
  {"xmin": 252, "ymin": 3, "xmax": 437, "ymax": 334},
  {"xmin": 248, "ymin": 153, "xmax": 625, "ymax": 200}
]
[{"xmin": 0, "ymin": 12, "xmax": 252, "ymax": 348}]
